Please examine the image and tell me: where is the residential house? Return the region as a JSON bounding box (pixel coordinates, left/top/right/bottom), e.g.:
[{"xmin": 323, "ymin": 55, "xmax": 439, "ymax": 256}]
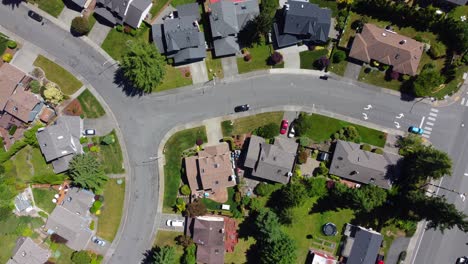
[
  {"xmin": 244, "ymin": 135, "xmax": 298, "ymax": 184},
  {"xmin": 190, "ymin": 216, "xmax": 226, "ymax": 264},
  {"xmin": 273, "ymin": 0, "xmax": 332, "ymax": 48},
  {"xmin": 94, "ymin": 0, "xmax": 152, "ymax": 28},
  {"xmin": 349, "ymin": 23, "xmax": 424, "ymax": 76},
  {"xmin": 4, "ymin": 88, "xmax": 43, "ymax": 124},
  {"xmin": 439, "ymin": 0, "xmax": 468, "ymax": 7},
  {"xmin": 68, "ymin": 0, "xmax": 94, "ymax": 9},
  {"xmin": 329, "ymin": 140, "xmax": 402, "ymax": 189},
  {"xmin": 152, "ymin": 3, "xmax": 206, "ymax": 64},
  {"xmin": 6, "ymin": 237, "xmax": 51, "ymax": 264},
  {"xmin": 208, "ymin": 0, "xmax": 259, "ymax": 57},
  {"xmin": 341, "ymin": 223, "xmax": 383, "ymax": 264},
  {"xmin": 184, "ymin": 143, "xmax": 236, "ymax": 195},
  {"xmin": 309, "ymin": 250, "xmax": 337, "ymax": 264},
  {"xmin": 45, "ymin": 187, "xmax": 95, "ymax": 251},
  {"xmin": 36, "ymin": 115, "xmax": 84, "ymax": 173}
]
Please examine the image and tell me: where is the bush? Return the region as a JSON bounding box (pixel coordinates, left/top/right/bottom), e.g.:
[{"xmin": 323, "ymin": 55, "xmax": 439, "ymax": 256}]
[
  {"xmin": 234, "ymin": 191, "xmax": 242, "ymax": 203},
  {"xmin": 428, "ymin": 42, "xmax": 445, "ymax": 59},
  {"xmin": 176, "ymin": 235, "xmax": 193, "ymax": 247},
  {"xmin": 90, "ymin": 200, "xmax": 103, "ymax": 214},
  {"xmin": 249, "ymin": 198, "xmax": 262, "ymax": 211},
  {"xmin": 116, "ymin": 25, "xmax": 123, "ymax": 32},
  {"xmin": 297, "ymin": 149, "xmax": 309, "ymax": 164},
  {"xmin": 254, "ymin": 183, "xmax": 281, "ymax": 197},
  {"xmin": 72, "ymin": 251, "xmax": 92, "ymax": 264},
  {"xmin": 90, "ymin": 145, "xmax": 100, "ymax": 152},
  {"xmin": 196, "ymin": 138, "xmax": 203, "ymax": 146},
  {"xmin": 101, "ymin": 134, "xmax": 115, "ymax": 145},
  {"xmin": 90, "ymin": 220, "xmax": 95, "ymax": 230},
  {"xmin": 175, "ymin": 198, "xmax": 186, "ymax": 212},
  {"xmin": 241, "ymin": 196, "xmax": 250, "ymax": 206},
  {"xmin": 314, "ymin": 56, "xmax": 329, "ymax": 70},
  {"xmin": 7, "ymin": 40, "xmax": 17, "ymax": 49},
  {"xmin": 180, "ymin": 184, "xmax": 191, "ymax": 195},
  {"xmin": 71, "ymin": 16, "xmax": 90, "ymax": 35},
  {"xmin": 185, "ymin": 71, "xmax": 191, "ymax": 78},
  {"xmin": 186, "ymin": 199, "xmax": 207, "ymax": 217},
  {"xmin": 313, "ymin": 163, "xmax": 329, "ymax": 176},
  {"xmin": 29, "ymin": 80, "xmax": 41, "ymax": 94},
  {"xmin": 332, "ymin": 50, "xmax": 346, "ymax": 63},
  {"xmin": 8, "ymin": 125, "xmax": 17, "ymax": 136},
  {"xmin": 2, "ymin": 53, "xmax": 13, "ymax": 63},
  {"xmin": 130, "ymin": 29, "xmax": 137, "ymax": 36},
  {"xmin": 270, "ymin": 52, "xmax": 283, "ymax": 65},
  {"xmin": 244, "ymin": 54, "xmax": 252, "ymax": 62},
  {"xmin": 299, "ymin": 136, "xmax": 311, "ymax": 147},
  {"xmin": 372, "ymin": 148, "xmax": 384, "ymax": 154},
  {"xmin": 80, "ymin": 137, "xmax": 88, "ymax": 144},
  {"xmin": 305, "ymin": 177, "xmax": 328, "ymax": 197},
  {"xmin": 256, "ymin": 123, "xmax": 279, "ymax": 139},
  {"xmin": 221, "ymin": 120, "xmax": 233, "ymax": 136},
  {"xmin": 361, "ymin": 144, "xmax": 372, "ymax": 151}
]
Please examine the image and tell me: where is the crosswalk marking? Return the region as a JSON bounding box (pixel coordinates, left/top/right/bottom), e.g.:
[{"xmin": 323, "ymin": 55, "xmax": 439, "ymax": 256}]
[
  {"xmin": 423, "ymin": 130, "xmax": 431, "ymax": 135},
  {"xmin": 426, "ymin": 122, "xmax": 435, "ymax": 126},
  {"xmin": 431, "ymin": 108, "xmax": 439, "ymax": 113},
  {"xmin": 428, "ymin": 117, "xmax": 436, "ymax": 121},
  {"xmin": 422, "ymin": 134, "xmax": 430, "ymax": 138},
  {"xmin": 462, "ymin": 98, "xmax": 466, "ymax": 105},
  {"xmin": 424, "ymin": 127, "xmax": 433, "ymax": 131},
  {"xmin": 429, "ymin": 112, "xmax": 437, "ymax": 117}
]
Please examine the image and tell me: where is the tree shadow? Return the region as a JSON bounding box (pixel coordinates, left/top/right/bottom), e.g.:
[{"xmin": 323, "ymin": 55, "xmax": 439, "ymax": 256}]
[
  {"xmin": 2, "ymin": 0, "xmax": 22, "ymax": 9},
  {"xmin": 245, "ymin": 243, "xmax": 261, "ymax": 264},
  {"xmin": 237, "ymin": 211, "xmax": 258, "ymax": 239},
  {"xmin": 114, "ymin": 68, "xmax": 145, "ymax": 97},
  {"xmin": 140, "ymin": 246, "xmax": 157, "ymax": 264}
]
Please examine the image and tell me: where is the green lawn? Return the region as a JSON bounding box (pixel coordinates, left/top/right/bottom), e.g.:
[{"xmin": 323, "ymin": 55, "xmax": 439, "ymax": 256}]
[
  {"xmin": 77, "ymin": 89, "xmax": 106, "ymax": 118},
  {"xmin": 299, "ymin": 48, "xmax": 329, "ymax": 70},
  {"xmin": 49, "ymin": 242, "xmax": 74, "ymax": 264},
  {"xmin": 201, "ymin": 187, "xmax": 238, "ymax": 211},
  {"xmin": 328, "ymin": 49, "xmax": 348, "ymax": 76},
  {"xmin": 154, "ymin": 231, "xmax": 184, "ymax": 262},
  {"xmin": 11, "ymin": 147, "xmax": 32, "ymax": 184},
  {"xmin": 358, "ymin": 67, "xmax": 403, "ymax": 91},
  {"xmin": 224, "ymin": 236, "xmax": 256, "ymax": 264},
  {"xmin": 205, "ymin": 52, "xmax": 224, "ymax": 80},
  {"xmin": 309, "ymin": 0, "xmax": 338, "ymax": 16},
  {"xmin": 88, "ymin": 13, "xmax": 97, "ymax": 33},
  {"xmin": 150, "ymin": 0, "xmax": 171, "ymax": 17},
  {"xmin": 101, "ymin": 23, "xmax": 151, "ymax": 61},
  {"xmin": 97, "ymin": 130, "xmax": 124, "ymax": 174},
  {"xmin": 155, "ymin": 65, "xmax": 193, "ymax": 92},
  {"xmin": 418, "ymin": 52, "xmax": 445, "ymax": 74},
  {"xmin": 0, "ymin": 34, "xmax": 8, "ymax": 55},
  {"xmin": 171, "ymin": 0, "xmax": 196, "ymax": 6},
  {"xmin": 237, "ymin": 44, "xmax": 273, "ymax": 74},
  {"xmin": 27, "ymin": 0, "xmax": 64, "ymax": 17},
  {"xmin": 300, "ymin": 113, "xmax": 387, "ymax": 147},
  {"xmin": 32, "ymin": 188, "xmax": 57, "ymax": 214},
  {"xmin": 31, "ymin": 147, "xmax": 55, "ymax": 177},
  {"xmin": 33, "ymin": 55, "xmax": 83, "ymax": 95},
  {"xmin": 227, "ymin": 111, "xmax": 284, "ymax": 136},
  {"xmin": 97, "ymin": 178, "xmax": 125, "ymax": 241},
  {"xmin": 0, "ymin": 137, "xmax": 4, "ymax": 152},
  {"xmin": 163, "ymin": 126, "xmax": 207, "ymax": 212},
  {"xmin": 432, "ymin": 65, "xmax": 468, "ymax": 100}
]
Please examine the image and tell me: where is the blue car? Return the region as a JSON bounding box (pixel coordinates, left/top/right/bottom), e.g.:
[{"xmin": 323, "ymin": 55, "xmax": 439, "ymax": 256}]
[{"xmin": 409, "ymin": 126, "xmax": 424, "ymax": 135}]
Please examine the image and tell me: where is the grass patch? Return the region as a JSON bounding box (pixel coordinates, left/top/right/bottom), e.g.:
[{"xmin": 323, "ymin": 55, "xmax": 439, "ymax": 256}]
[
  {"xmin": 150, "ymin": 0, "xmax": 171, "ymax": 17},
  {"xmin": 155, "ymin": 65, "xmax": 193, "ymax": 92},
  {"xmin": 171, "ymin": 0, "xmax": 196, "ymax": 6},
  {"xmin": 88, "ymin": 13, "xmax": 97, "ymax": 32},
  {"xmin": 32, "ymin": 188, "xmax": 57, "ymax": 213},
  {"xmin": 101, "ymin": 23, "xmax": 151, "ymax": 61},
  {"xmin": 49, "ymin": 242, "xmax": 74, "ymax": 264},
  {"xmin": 418, "ymin": 52, "xmax": 445, "ymax": 74},
  {"xmin": 154, "ymin": 231, "xmax": 184, "ymax": 262},
  {"xmin": 11, "ymin": 147, "xmax": 32, "ymax": 184},
  {"xmin": 97, "ymin": 178, "xmax": 125, "ymax": 241},
  {"xmin": 300, "ymin": 113, "xmax": 387, "ymax": 147},
  {"xmin": 31, "ymin": 147, "xmax": 55, "ymax": 176},
  {"xmin": 201, "ymin": 187, "xmax": 238, "ymax": 212},
  {"xmin": 205, "ymin": 52, "xmax": 224, "ymax": 80},
  {"xmin": 224, "ymin": 236, "xmax": 256, "ymax": 264},
  {"xmin": 300, "ymin": 48, "xmax": 329, "ymax": 70},
  {"xmin": 309, "ymin": 0, "xmax": 338, "ymax": 16},
  {"xmin": 432, "ymin": 65, "xmax": 468, "ymax": 99},
  {"xmin": 33, "ymin": 55, "xmax": 83, "ymax": 95},
  {"xmin": 97, "ymin": 130, "xmax": 124, "ymax": 174},
  {"xmin": 27, "ymin": 0, "xmax": 64, "ymax": 17},
  {"xmin": 228, "ymin": 112, "xmax": 284, "ymax": 136},
  {"xmin": 380, "ymin": 224, "xmax": 405, "ymax": 257},
  {"xmin": 77, "ymin": 89, "xmax": 106, "ymax": 118},
  {"xmin": 163, "ymin": 127, "xmax": 207, "ymax": 212},
  {"xmin": 358, "ymin": 67, "xmax": 403, "ymax": 91},
  {"xmin": 237, "ymin": 44, "xmax": 273, "ymax": 74},
  {"xmin": 328, "ymin": 58, "xmax": 348, "ymax": 76}
]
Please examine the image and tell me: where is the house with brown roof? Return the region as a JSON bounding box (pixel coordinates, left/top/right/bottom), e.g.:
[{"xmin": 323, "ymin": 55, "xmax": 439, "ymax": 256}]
[
  {"xmin": 184, "ymin": 143, "xmax": 236, "ymax": 196},
  {"xmin": 349, "ymin": 23, "xmax": 424, "ymax": 76},
  {"xmin": 4, "ymin": 88, "xmax": 43, "ymax": 123},
  {"xmin": 0, "ymin": 63, "xmax": 25, "ymax": 112},
  {"xmin": 190, "ymin": 216, "xmax": 226, "ymax": 264}
]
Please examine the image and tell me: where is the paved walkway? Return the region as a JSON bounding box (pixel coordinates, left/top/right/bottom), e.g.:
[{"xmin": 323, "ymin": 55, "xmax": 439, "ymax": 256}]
[
  {"xmin": 203, "ymin": 117, "xmax": 223, "ymax": 146},
  {"xmin": 344, "ymin": 61, "xmax": 362, "ymax": 80},
  {"xmin": 11, "ymin": 41, "xmax": 40, "ymax": 74},
  {"xmin": 57, "ymin": 7, "xmax": 81, "ymax": 28},
  {"xmin": 277, "ymin": 45, "xmax": 308, "ymax": 69},
  {"xmin": 88, "ymin": 22, "xmax": 112, "ymax": 46},
  {"xmin": 221, "ymin": 56, "xmax": 238, "ymax": 79},
  {"xmin": 189, "ymin": 60, "xmax": 209, "ymax": 84}
]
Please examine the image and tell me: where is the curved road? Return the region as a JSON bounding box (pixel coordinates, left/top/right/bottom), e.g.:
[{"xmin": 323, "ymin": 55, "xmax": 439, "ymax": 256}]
[{"xmin": 1, "ymin": 4, "xmax": 468, "ymax": 264}]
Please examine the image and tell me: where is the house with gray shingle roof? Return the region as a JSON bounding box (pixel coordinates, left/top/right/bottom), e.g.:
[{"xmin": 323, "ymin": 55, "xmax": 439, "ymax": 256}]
[
  {"xmin": 94, "ymin": 0, "xmax": 152, "ymax": 28},
  {"xmin": 341, "ymin": 224, "xmax": 383, "ymax": 264},
  {"xmin": 36, "ymin": 115, "xmax": 83, "ymax": 173},
  {"xmin": 152, "ymin": 3, "xmax": 206, "ymax": 64},
  {"xmin": 6, "ymin": 237, "xmax": 51, "ymax": 264},
  {"xmin": 273, "ymin": 0, "xmax": 332, "ymax": 48},
  {"xmin": 244, "ymin": 135, "xmax": 298, "ymax": 184}
]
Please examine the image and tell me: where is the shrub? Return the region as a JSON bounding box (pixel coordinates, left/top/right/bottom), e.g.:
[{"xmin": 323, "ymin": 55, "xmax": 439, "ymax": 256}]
[
  {"xmin": 196, "ymin": 138, "xmax": 203, "ymax": 146},
  {"xmin": 72, "ymin": 251, "xmax": 92, "ymax": 264},
  {"xmin": 372, "ymin": 148, "xmax": 384, "ymax": 154},
  {"xmin": 116, "ymin": 25, "xmax": 123, "ymax": 32},
  {"xmin": 305, "ymin": 177, "xmax": 328, "ymax": 197},
  {"xmin": 8, "ymin": 125, "xmax": 17, "ymax": 136},
  {"xmin": 186, "ymin": 199, "xmax": 207, "ymax": 217},
  {"xmin": 101, "ymin": 134, "xmax": 115, "ymax": 145},
  {"xmin": 390, "ymin": 71, "xmax": 400, "ymax": 80},
  {"xmin": 244, "ymin": 54, "xmax": 252, "ymax": 62},
  {"xmin": 176, "ymin": 235, "xmax": 193, "ymax": 247},
  {"xmin": 361, "ymin": 144, "xmax": 372, "ymax": 151},
  {"xmin": 180, "ymin": 184, "xmax": 191, "ymax": 195},
  {"xmin": 249, "ymin": 198, "xmax": 262, "ymax": 211},
  {"xmin": 175, "ymin": 198, "xmax": 186, "ymax": 212},
  {"xmin": 124, "ymin": 26, "xmax": 132, "ymax": 34},
  {"xmin": 299, "ymin": 136, "xmax": 311, "ymax": 147},
  {"xmin": 314, "ymin": 56, "xmax": 329, "ymax": 70},
  {"xmin": 129, "ymin": 29, "xmax": 137, "ymax": 36},
  {"xmin": 185, "ymin": 71, "xmax": 191, "ymax": 78},
  {"xmin": 7, "ymin": 40, "xmax": 17, "ymax": 49},
  {"xmin": 234, "ymin": 191, "xmax": 242, "ymax": 203},
  {"xmin": 43, "ymin": 82, "xmax": 64, "ymax": 104},
  {"xmin": 428, "ymin": 42, "xmax": 445, "ymax": 59},
  {"xmin": 332, "ymin": 50, "xmax": 346, "ymax": 63},
  {"xmin": 90, "ymin": 145, "xmax": 100, "ymax": 152},
  {"xmin": 221, "ymin": 121, "xmax": 233, "ymax": 136},
  {"xmin": 270, "ymin": 52, "xmax": 283, "ymax": 65},
  {"xmin": 29, "ymin": 80, "xmax": 41, "ymax": 94},
  {"xmin": 313, "ymin": 163, "xmax": 329, "ymax": 176},
  {"xmin": 89, "ymin": 220, "xmax": 95, "ymax": 230},
  {"xmin": 254, "ymin": 183, "xmax": 281, "ymax": 197},
  {"xmin": 71, "ymin": 17, "xmax": 90, "ymax": 35},
  {"xmin": 297, "ymin": 149, "xmax": 309, "ymax": 164},
  {"xmin": 232, "ymin": 207, "xmax": 243, "ymax": 218},
  {"xmin": 241, "ymin": 196, "xmax": 250, "ymax": 206},
  {"xmin": 256, "ymin": 123, "xmax": 279, "ymax": 139},
  {"xmin": 90, "ymin": 201, "xmax": 103, "ymax": 214},
  {"xmin": 2, "ymin": 53, "xmax": 12, "ymax": 63}
]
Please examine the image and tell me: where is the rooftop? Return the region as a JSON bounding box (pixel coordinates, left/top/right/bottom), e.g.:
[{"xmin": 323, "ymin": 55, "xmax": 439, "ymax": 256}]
[
  {"xmin": 0, "ymin": 63, "xmax": 26, "ymax": 110},
  {"xmin": 192, "ymin": 216, "xmax": 225, "ymax": 264},
  {"xmin": 6, "ymin": 237, "xmax": 51, "ymax": 264}
]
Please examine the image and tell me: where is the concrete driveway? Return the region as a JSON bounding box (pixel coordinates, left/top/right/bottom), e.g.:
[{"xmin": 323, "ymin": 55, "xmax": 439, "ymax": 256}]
[
  {"xmin": 58, "ymin": 8, "xmax": 81, "ymax": 27},
  {"xmin": 88, "ymin": 22, "xmax": 112, "ymax": 46},
  {"xmin": 83, "ymin": 114, "xmax": 116, "ymax": 136},
  {"xmin": 344, "ymin": 61, "xmax": 363, "ymax": 80},
  {"xmin": 11, "ymin": 41, "xmax": 40, "ymax": 73},
  {"xmin": 276, "ymin": 45, "xmax": 308, "ymax": 69},
  {"xmin": 158, "ymin": 213, "xmax": 185, "ymax": 231},
  {"xmin": 189, "ymin": 60, "xmax": 208, "ymax": 84},
  {"xmin": 221, "ymin": 56, "xmax": 238, "ymax": 79}
]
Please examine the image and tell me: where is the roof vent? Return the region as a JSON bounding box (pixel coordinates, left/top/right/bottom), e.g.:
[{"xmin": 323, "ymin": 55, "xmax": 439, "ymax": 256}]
[
  {"xmin": 338, "ymin": 157, "xmax": 343, "ymax": 160},
  {"xmin": 399, "ymin": 39, "xmax": 407, "ymax": 45},
  {"xmin": 382, "ymin": 33, "xmax": 386, "ymax": 37},
  {"xmin": 67, "ymin": 197, "xmax": 72, "ymax": 202},
  {"xmin": 21, "ymin": 251, "xmax": 26, "ymax": 257},
  {"xmin": 214, "ymin": 163, "xmax": 219, "ymax": 168},
  {"xmin": 241, "ymin": 5, "xmax": 246, "ymax": 9},
  {"xmin": 58, "ymin": 136, "xmax": 64, "ymax": 140},
  {"xmin": 395, "ymin": 54, "xmax": 400, "ymax": 60},
  {"xmin": 301, "ymin": 4, "xmax": 304, "ymax": 8},
  {"xmin": 273, "ymin": 156, "xmax": 276, "ymax": 161},
  {"xmin": 215, "ymin": 180, "xmax": 219, "ymax": 184},
  {"xmin": 201, "ymin": 168, "xmax": 205, "ymax": 173},
  {"xmin": 61, "ymin": 150, "xmax": 68, "ymax": 154},
  {"xmin": 13, "ymin": 106, "xmax": 18, "ymax": 112}
]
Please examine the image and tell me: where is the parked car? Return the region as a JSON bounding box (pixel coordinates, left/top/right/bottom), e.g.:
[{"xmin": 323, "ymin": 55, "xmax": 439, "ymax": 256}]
[
  {"xmin": 234, "ymin": 104, "xmax": 250, "ymax": 112},
  {"xmin": 408, "ymin": 126, "xmax": 424, "ymax": 135},
  {"xmin": 28, "ymin": 11, "xmax": 43, "ymax": 22},
  {"xmin": 83, "ymin": 129, "xmax": 96, "ymax": 136},
  {"xmin": 92, "ymin": 237, "xmax": 106, "ymax": 247},
  {"xmin": 166, "ymin": 219, "xmax": 184, "ymax": 227},
  {"xmin": 319, "ymin": 75, "xmax": 329, "ymax": 80},
  {"xmin": 288, "ymin": 125, "xmax": 295, "ymax": 138},
  {"xmin": 280, "ymin": 119, "xmax": 289, "ymax": 134},
  {"xmin": 457, "ymin": 256, "xmax": 468, "ymax": 264}
]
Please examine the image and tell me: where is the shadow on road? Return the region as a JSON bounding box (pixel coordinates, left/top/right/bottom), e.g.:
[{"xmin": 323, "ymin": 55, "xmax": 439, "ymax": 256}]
[
  {"xmin": 140, "ymin": 246, "xmax": 157, "ymax": 264},
  {"xmin": 2, "ymin": 0, "xmax": 22, "ymax": 8},
  {"xmin": 114, "ymin": 68, "xmax": 145, "ymax": 97}
]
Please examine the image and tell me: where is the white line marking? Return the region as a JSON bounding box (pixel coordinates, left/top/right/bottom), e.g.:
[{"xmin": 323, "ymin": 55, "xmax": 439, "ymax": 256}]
[
  {"xmin": 422, "ymin": 134, "xmax": 430, "ymax": 138},
  {"xmin": 419, "ymin": 116, "xmax": 425, "ymax": 128},
  {"xmin": 429, "ymin": 112, "xmax": 437, "ymax": 117},
  {"xmin": 424, "ymin": 127, "xmax": 433, "ymax": 131},
  {"xmin": 431, "ymin": 108, "xmax": 439, "ymax": 113},
  {"xmin": 462, "ymin": 98, "xmax": 466, "ymax": 105},
  {"xmin": 426, "ymin": 122, "xmax": 435, "ymax": 126},
  {"xmin": 464, "ymin": 173, "xmax": 468, "ymax": 176},
  {"xmin": 423, "ymin": 130, "xmax": 431, "ymax": 135},
  {"xmin": 428, "ymin": 117, "xmax": 436, "ymax": 121}
]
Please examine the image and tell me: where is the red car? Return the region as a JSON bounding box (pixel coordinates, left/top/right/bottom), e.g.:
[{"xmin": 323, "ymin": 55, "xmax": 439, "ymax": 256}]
[{"xmin": 280, "ymin": 120, "xmax": 289, "ymax": 134}]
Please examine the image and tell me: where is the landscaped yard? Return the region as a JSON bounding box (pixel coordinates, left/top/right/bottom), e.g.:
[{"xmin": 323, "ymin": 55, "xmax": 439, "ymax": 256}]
[
  {"xmin": 49, "ymin": 241, "xmax": 75, "ymax": 264},
  {"xmin": 96, "ymin": 130, "xmax": 124, "ymax": 174},
  {"xmin": 237, "ymin": 44, "xmax": 273, "ymax": 74},
  {"xmin": 32, "ymin": 188, "xmax": 57, "ymax": 214},
  {"xmin": 328, "ymin": 49, "xmax": 348, "ymax": 76},
  {"xmin": 30, "ymin": 147, "xmax": 56, "ymax": 177},
  {"xmin": 155, "ymin": 65, "xmax": 193, "ymax": 92},
  {"xmin": 163, "ymin": 126, "xmax": 207, "ymax": 212},
  {"xmin": 101, "ymin": 23, "xmax": 151, "ymax": 61},
  {"xmin": 432, "ymin": 65, "xmax": 468, "ymax": 100},
  {"xmin": 205, "ymin": 52, "xmax": 224, "ymax": 80},
  {"xmin": 299, "ymin": 113, "xmax": 387, "ymax": 147},
  {"xmin": 97, "ymin": 178, "xmax": 125, "ymax": 241},
  {"xmin": 154, "ymin": 231, "xmax": 184, "ymax": 262},
  {"xmin": 358, "ymin": 67, "xmax": 403, "ymax": 91},
  {"xmin": 33, "ymin": 55, "xmax": 83, "ymax": 95},
  {"xmin": 149, "ymin": 0, "xmax": 171, "ymax": 17},
  {"xmin": 224, "ymin": 236, "xmax": 256, "ymax": 264},
  {"xmin": 27, "ymin": 0, "xmax": 64, "ymax": 17},
  {"xmin": 77, "ymin": 89, "xmax": 106, "ymax": 118},
  {"xmin": 201, "ymin": 187, "xmax": 238, "ymax": 212},
  {"xmin": 299, "ymin": 48, "xmax": 329, "ymax": 70},
  {"xmin": 225, "ymin": 111, "xmax": 284, "ymax": 136}
]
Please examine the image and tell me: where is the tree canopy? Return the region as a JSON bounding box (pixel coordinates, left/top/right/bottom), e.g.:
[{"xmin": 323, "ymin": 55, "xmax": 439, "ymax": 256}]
[
  {"xmin": 412, "ymin": 64, "xmax": 445, "ymax": 97},
  {"xmin": 402, "ymin": 145, "xmax": 452, "ymax": 185},
  {"xmin": 153, "ymin": 246, "xmax": 175, "ymax": 264},
  {"xmin": 279, "ymin": 183, "xmax": 308, "ymax": 208},
  {"xmin": 350, "ymin": 185, "xmax": 387, "ymax": 212},
  {"xmin": 186, "ymin": 199, "xmax": 207, "ymax": 217},
  {"xmin": 256, "ymin": 122, "xmax": 279, "ymax": 139},
  {"xmin": 68, "ymin": 154, "xmax": 108, "ymax": 192}
]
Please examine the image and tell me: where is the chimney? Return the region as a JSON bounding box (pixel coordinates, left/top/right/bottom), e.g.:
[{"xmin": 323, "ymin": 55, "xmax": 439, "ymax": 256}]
[{"xmin": 399, "ymin": 39, "xmax": 407, "ymax": 45}]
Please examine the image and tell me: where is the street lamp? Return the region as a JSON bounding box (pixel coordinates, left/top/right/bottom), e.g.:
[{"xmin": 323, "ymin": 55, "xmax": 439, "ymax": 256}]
[{"xmin": 420, "ymin": 182, "xmax": 466, "ymax": 202}]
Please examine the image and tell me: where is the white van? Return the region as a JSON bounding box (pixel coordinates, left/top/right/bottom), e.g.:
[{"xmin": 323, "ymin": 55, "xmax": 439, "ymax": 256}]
[{"xmin": 166, "ymin": 219, "xmax": 184, "ymax": 227}]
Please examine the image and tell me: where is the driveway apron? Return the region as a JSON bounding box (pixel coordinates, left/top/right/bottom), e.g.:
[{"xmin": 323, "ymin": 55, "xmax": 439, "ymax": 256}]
[
  {"xmin": 189, "ymin": 60, "xmax": 209, "ymax": 84},
  {"xmin": 11, "ymin": 42, "xmax": 40, "ymax": 73},
  {"xmin": 88, "ymin": 22, "xmax": 112, "ymax": 46},
  {"xmin": 221, "ymin": 56, "xmax": 239, "ymax": 79},
  {"xmin": 58, "ymin": 8, "xmax": 81, "ymax": 28},
  {"xmin": 344, "ymin": 61, "xmax": 363, "ymax": 80},
  {"xmin": 203, "ymin": 117, "xmax": 223, "ymax": 146}
]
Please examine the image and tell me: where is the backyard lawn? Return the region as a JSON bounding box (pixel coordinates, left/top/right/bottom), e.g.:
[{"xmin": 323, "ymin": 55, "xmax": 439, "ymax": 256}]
[
  {"xmin": 154, "ymin": 231, "xmax": 184, "ymax": 262},
  {"xmin": 201, "ymin": 187, "xmax": 238, "ymax": 212},
  {"xmin": 226, "ymin": 111, "xmax": 284, "ymax": 136},
  {"xmin": 205, "ymin": 52, "xmax": 224, "ymax": 80},
  {"xmin": 101, "ymin": 23, "xmax": 151, "ymax": 61},
  {"xmin": 97, "ymin": 178, "xmax": 125, "ymax": 241},
  {"xmin": 49, "ymin": 242, "xmax": 75, "ymax": 264},
  {"xmin": 299, "ymin": 48, "xmax": 329, "ymax": 70},
  {"xmin": 224, "ymin": 236, "xmax": 256, "ymax": 264},
  {"xmin": 31, "ymin": 147, "xmax": 56, "ymax": 177},
  {"xmin": 155, "ymin": 65, "xmax": 193, "ymax": 92},
  {"xmin": 237, "ymin": 44, "xmax": 273, "ymax": 74},
  {"xmin": 163, "ymin": 126, "xmax": 207, "ymax": 212},
  {"xmin": 27, "ymin": 0, "xmax": 64, "ymax": 17},
  {"xmin": 32, "ymin": 188, "xmax": 57, "ymax": 214},
  {"xmin": 33, "ymin": 55, "xmax": 83, "ymax": 95},
  {"xmin": 11, "ymin": 147, "xmax": 32, "ymax": 184},
  {"xmin": 358, "ymin": 67, "xmax": 403, "ymax": 91},
  {"xmin": 299, "ymin": 113, "xmax": 387, "ymax": 147},
  {"xmin": 77, "ymin": 89, "xmax": 106, "ymax": 118},
  {"xmin": 97, "ymin": 130, "xmax": 124, "ymax": 174}
]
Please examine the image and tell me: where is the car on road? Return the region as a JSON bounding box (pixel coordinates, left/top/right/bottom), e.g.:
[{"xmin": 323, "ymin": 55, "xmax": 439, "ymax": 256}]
[
  {"xmin": 166, "ymin": 219, "xmax": 184, "ymax": 227},
  {"xmin": 457, "ymin": 256, "xmax": 468, "ymax": 264},
  {"xmin": 234, "ymin": 104, "xmax": 250, "ymax": 112},
  {"xmin": 288, "ymin": 125, "xmax": 295, "ymax": 138},
  {"xmin": 28, "ymin": 11, "xmax": 43, "ymax": 22},
  {"xmin": 92, "ymin": 237, "xmax": 106, "ymax": 247},
  {"xmin": 83, "ymin": 129, "xmax": 96, "ymax": 136},
  {"xmin": 280, "ymin": 119, "xmax": 289, "ymax": 135},
  {"xmin": 408, "ymin": 126, "xmax": 424, "ymax": 135}
]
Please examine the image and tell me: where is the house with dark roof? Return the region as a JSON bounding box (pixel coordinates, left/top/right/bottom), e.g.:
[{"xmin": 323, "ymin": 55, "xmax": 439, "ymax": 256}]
[
  {"xmin": 6, "ymin": 237, "xmax": 51, "ymax": 264},
  {"xmin": 94, "ymin": 0, "xmax": 152, "ymax": 28},
  {"xmin": 184, "ymin": 143, "xmax": 236, "ymax": 195},
  {"xmin": 329, "ymin": 140, "xmax": 402, "ymax": 189},
  {"xmin": 349, "ymin": 23, "xmax": 424, "ymax": 76},
  {"xmin": 439, "ymin": 0, "xmax": 467, "ymax": 7},
  {"xmin": 36, "ymin": 115, "xmax": 83, "ymax": 173},
  {"xmin": 45, "ymin": 188, "xmax": 95, "ymax": 251},
  {"xmin": 190, "ymin": 216, "xmax": 226, "ymax": 264},
  {"xmin": 244, "ymin": 135, "xmax": 298, "ymax": 184},
  {"xmin": 67, "ymin": 0, "xmax": 93, "ymax": 9},
  {"xmin": 152, "ymin": 3, "xmax": 206, "ymax": 64},
  {"xmin": 208, "ymin": 0, "xmax": 259, "ymax": 57},
  {"xmin": 273, "ymin": 0, "xmax": 332, "ymax": 48},
  {"xmin": 341, "ymin": 224, "xmax": 383, "ymax": 264}
]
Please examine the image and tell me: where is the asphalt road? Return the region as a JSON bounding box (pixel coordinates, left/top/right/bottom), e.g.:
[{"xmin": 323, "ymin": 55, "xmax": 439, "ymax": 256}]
[{"xmin": 1, "ymin": 3, "xmax": 467, "ymax": 264}]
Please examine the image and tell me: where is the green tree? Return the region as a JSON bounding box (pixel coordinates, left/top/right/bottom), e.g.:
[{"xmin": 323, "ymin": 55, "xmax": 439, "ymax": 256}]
[
  {"xmin": 253, "ymin": 0, "xmax": 278, "ymax": 36},
  {"xmin": 313, "ymin": 163, "xmax": 329, "ymax": 177},
  {"xmin": 412, "ymin": 66, "xmax": 445, "ymax": 97},
  {"xmin": 259, "ymin": 232, "xmax": 297, "ymax": 264},
  {"xmin": 403, "ymin": 146, "xmax": 452, "ymax": 185},
  {"xmin": 186, "ymin": 199, "xmax": 207, "ymax": 217},
  {"xmin": 153, "ymin": 246, "xmax": 175, "ymax": 264},
  {"xmin": 181, "ymin": 244, "xmax": 196, "ymax": 264},
  {"xmin": 255, "ymin": 208, "xmax": 283, "ymax": 242},
  {"xmin": 397, "ymin": 134, "xmax": 423, "ymax": 156},
  {"xmin": 299, "ymin": 136, "xmax": 311, "ymax": 147},
  {"xmin": 304, "ymin": 177, "xmax": 328, "ymax": 197},
  {"xmin": 279, "ymin": 183, "xmax": 307, "ymax": 208},
  {"xmin": 332, "ymin": 50, "xmax": 346, "ymax": 63},
  {"xmin": 256, "ymin": 122, "xmax": 279, "ymax": 139},
  {"xmin": 23, "ymin": 124, "xmax": 44, "ymax": 147},
  {"xmin": 350, "ymin": 185, "xmax": 387, "ymax": 212},
  {"xmin": 71, "ymin": 251, "xmax": 91, "ymax": 264},
  {"xmin": 295, "ymin": 113, "xmax": 314, "ymax": 137},
  {"xmin": 68, "ymin": 154, "xmax": 108, "ymax": 192},
  {"xmin": 71, "ymin": 17, "xmax": 90, "ymax": 35},
  {"xmin": 443, "ymin": 19, "xmax": 468, "ymax": 54},
  {"xmin": 180, "ymin": 184, "xmax": 191, "ymax": 195},
  {"xmin": 120, "ymin": 41, "xmax": 166, "ymax": 93}
]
